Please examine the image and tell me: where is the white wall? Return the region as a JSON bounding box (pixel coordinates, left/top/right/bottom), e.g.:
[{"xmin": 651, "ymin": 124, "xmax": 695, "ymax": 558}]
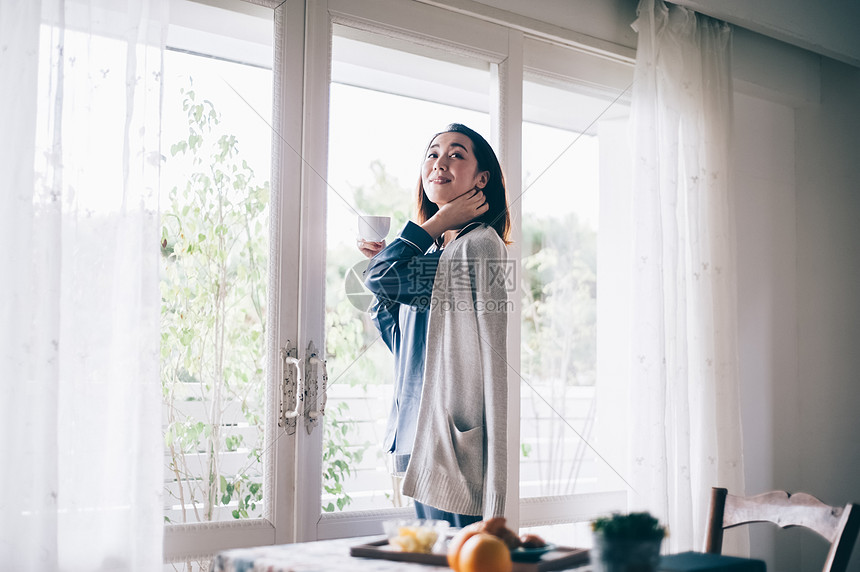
[
  {"xmin": 733, "ymin": 90, "xmax": 812, "ymax": 572},
  {"xmin": 672, "ymin": 0, "xmax": 860, "ymax": 68},
  {"xmin": 794, "ymin": 59, "xmax": 860, "ymax": 572},
  {"xmin": 733, "ymin": 90, "xmax": 798, "ymax": 571},
  {"xmin": 468, "ymin": 0, "xmax": 638, "ymax": 51},
  {"xmin": 713, "ymin": 32, "xmax": 860, "ymax": 572},
  {"xmin": 734, "ymin": 53, "xmax": 860, "ymax": 572}
]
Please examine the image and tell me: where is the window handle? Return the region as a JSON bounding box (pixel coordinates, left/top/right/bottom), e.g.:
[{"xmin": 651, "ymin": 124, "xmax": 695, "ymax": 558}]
[
  {"xmin": 279, "ymin": 341, "xmax": 302, "ymax": 435},
  {"xmin": 304, "ymin": 342, "xmax": 327, "ymax": 434},
  {"xmin": 308, "ymin": 355, "xmax": 327, "ymax": 420}
]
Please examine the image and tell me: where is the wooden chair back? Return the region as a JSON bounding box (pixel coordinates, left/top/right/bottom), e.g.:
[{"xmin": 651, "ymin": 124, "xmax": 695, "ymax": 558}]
[{"xmin": 704, "ymin": 487, "xmax": 860, "ymax": 572}]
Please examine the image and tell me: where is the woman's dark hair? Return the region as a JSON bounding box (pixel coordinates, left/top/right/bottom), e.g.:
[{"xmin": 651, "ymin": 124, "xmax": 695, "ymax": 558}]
[{"xmin": 416, "ymin": 123, "xmax": 511, "ymax": 245}]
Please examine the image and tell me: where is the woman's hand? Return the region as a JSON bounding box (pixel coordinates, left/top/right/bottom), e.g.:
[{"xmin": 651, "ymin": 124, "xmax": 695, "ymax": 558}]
[
  {"xmin": 421, "ymin": 188, "xmax": 488, "ymax": 240},
  {"xmin": 358, "ymin": 239, "xmax": 386, "ymax": 258}
]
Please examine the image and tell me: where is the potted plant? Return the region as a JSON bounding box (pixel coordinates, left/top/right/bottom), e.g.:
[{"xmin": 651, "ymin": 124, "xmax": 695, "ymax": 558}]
[{"xmin": 590, "ymin": 512, "xmax": 667, "ymax": 572}]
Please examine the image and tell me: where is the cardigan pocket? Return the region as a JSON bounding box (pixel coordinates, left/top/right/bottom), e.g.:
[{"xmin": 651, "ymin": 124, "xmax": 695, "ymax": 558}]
[{"xmin": 445, "ymin": 414, "xmax": 484, "ymax": 485}]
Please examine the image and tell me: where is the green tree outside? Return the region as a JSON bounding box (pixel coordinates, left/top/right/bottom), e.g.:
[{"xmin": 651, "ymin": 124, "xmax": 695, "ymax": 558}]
[{"xmin": 160, "ymin": 83, "xmax": 268, "ymax": 522}]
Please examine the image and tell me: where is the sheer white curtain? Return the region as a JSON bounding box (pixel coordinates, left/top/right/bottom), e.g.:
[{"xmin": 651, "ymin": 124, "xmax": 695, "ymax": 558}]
[
  {"xmin": 628, "ymin": 0, "xmax": 746, "ymax": 555},
  {"xmin": 1, "ymin": 0, "xmax": 167, "ymax": 569}
]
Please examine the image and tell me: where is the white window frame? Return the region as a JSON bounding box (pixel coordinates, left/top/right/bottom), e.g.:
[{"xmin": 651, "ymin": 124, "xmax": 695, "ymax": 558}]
[
  {"xmin": 164, "ymin": 0, "xmax": 637, "ymax": 562},
  {"xmin": 517, "ymin": 34, "xmax": 634, "ymax": 530},
  {"xmin": 303, "ymin": 0, "xmax": 522, "ymax": 540},
  {"xmin": 163, "ymin": 0, "xmax": 301, "ymax": 562}
]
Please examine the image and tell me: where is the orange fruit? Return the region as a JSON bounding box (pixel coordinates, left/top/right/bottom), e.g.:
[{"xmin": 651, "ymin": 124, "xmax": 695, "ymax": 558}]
[
  {"xmin": 458, "ymin": 533, "xmax": 512, "ymax": 572},
  {"xmin": 447, "ymin": 524, "xmax": 482, "ymax": 571}
]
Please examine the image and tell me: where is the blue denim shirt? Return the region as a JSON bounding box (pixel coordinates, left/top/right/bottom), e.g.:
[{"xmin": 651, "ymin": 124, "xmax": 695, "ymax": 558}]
[{"xmin": 364, "ymin": 221, "xmax": 441, "ymax": 473}]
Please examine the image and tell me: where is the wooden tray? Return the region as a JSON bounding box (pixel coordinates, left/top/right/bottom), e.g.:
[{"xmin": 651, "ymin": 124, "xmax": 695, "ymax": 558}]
[{"xmin": 350, "ymin": 538, "xmax": 590, "ymax": 571}]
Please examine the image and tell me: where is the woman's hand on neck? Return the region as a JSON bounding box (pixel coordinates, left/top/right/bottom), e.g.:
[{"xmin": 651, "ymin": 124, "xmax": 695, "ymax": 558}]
[{"xmin": 420, "ymin": 188, "xmax": 488, "ymax": 245}]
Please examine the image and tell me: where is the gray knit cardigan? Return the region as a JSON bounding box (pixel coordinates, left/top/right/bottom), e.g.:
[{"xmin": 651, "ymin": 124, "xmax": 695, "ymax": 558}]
[{"xmin": 401, "ymin": 224, "xmax": 509, "ymax": 518}]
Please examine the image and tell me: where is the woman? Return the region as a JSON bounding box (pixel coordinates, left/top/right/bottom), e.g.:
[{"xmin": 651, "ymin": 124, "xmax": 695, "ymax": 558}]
[{"xmin": 360, "ymin": 123, "xmax": 511, "ymax": 526}]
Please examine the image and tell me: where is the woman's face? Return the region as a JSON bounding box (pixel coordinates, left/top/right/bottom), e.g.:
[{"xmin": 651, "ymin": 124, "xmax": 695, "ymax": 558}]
[{"xmin": 421, "ymin": 132, "xmax": 489, "ymax": 206}]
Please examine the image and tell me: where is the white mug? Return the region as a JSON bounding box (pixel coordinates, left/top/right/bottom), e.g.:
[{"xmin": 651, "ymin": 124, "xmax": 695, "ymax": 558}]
[{"xmin": 357, "ymin": 215, "xmax": 391, "ymax": 242}]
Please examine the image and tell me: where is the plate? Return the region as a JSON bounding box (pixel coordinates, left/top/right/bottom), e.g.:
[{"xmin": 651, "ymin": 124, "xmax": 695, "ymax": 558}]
[
  {"xmin": 511, "ymin": 543, "xmax": 557, "ymax": 562},
  {"xmin": 382, "ymin": 518, "xmax": 449, "ymax": 554}
]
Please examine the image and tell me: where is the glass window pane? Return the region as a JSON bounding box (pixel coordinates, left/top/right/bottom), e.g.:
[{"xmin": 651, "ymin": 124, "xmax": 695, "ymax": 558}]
[
  {"xmin": 324, "ymin": 27, "xmax": 490, "ymax": 513},
  {"xmin": 520, "ymin": 76, "xmax": 630, "ymax": 499},
  {"xmin": 160, "ymin": 1, "xmax": 273, "ymax": 524}
]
